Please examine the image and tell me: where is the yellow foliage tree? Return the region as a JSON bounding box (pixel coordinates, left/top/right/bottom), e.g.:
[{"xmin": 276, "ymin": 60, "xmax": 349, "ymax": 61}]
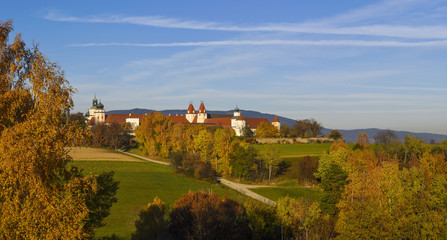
[{"xmin": 0, "ymin": 20, "xmax": 112, "ymax": 239}]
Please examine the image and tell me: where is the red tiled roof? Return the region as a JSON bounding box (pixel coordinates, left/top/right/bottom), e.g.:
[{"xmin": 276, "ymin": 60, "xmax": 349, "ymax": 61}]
[
  {"xmin": 236, "ymin": 115, "xmax": 245, "ymax": 121},
  {"xmin": 187, "ymin": 104, "xmax": 196, "ymax": 114},
  {"xmin": 105, "ymin": 113, "xmax": 145, "ymax": 124},
  {"xmin": 245, "ymin": 118, "xmax": 270, "ymax": 129},
  {"xmin": 204, "ymin": 117, "xmax": 232, "ymax": 127},
  {"xmin": 167, "ymin": 115, "xmax": 190, "ymax": 124},
  {"xmin": 191, "ymin": 115, "xmax": 198, "ymax": 123},
  {"xmin": 88, "ymin": 117, "xmax": 96, "ymax": 125},
  {"xmin": 198, "ymin": 102, "xmax": 206, "ymax": 113},
  {"xmin": 272, "ymin": 116, "xmax": 280, "ymax": 123}
]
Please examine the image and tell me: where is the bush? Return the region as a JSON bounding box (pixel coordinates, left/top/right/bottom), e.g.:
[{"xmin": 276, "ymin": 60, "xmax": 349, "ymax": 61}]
[{"xmin": 297, "ymin": 156, "xmax": 319, "ymax": 185}]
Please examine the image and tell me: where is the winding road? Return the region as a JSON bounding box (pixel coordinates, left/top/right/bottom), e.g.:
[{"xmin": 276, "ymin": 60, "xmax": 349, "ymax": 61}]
[{"xmin": 118, "ymin": 150, "xmax": 276, "ymax": 205}]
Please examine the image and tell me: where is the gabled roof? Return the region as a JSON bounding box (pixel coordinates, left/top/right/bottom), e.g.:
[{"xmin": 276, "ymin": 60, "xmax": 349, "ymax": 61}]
[
  {"xmin": 245, "ymin": 118, "xmax": 270, "ymax": 129},
  {"xmin": 187, "ymin": 104, "xmax": 196, "ymax": 114},
  {"xmin": 167, "ymin": 115, "xmax": 190, "ymax": 124},
  {"xmin": 204, "ymin": 117, "xmax": 232, "ymax": 127},
  {"xmin": 198, "ymin": 102, "xmax": 206, "ymax": 113},
  {"xmin": 272, "ymin": 116, "xmax": 280, "ymax": 123},
  {"xmin": 236, "ymin": 115, "xmax": 245, "ymax": 121},
  {"xmin": 105, "ymin": 113, "xmax": 145, "ymax": 124},
  {"xmin": 191, "ymin": 115, "xmax": 198, "ymax": 123}
]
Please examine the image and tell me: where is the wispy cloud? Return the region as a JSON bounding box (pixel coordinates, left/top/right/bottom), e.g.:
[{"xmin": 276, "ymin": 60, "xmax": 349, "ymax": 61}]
[
  {"xmin": 44, "ymin": 1, "xmax": 447, "ymax": 39},
  {"xmin": 70, "ymin": 39, "xmax": 447, "ymax": 48}
]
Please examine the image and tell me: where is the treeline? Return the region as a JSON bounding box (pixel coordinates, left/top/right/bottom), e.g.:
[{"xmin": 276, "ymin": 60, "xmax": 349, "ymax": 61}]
[
  {"xmin": 130, "ymin": 192, "xmax": 335, "ymax": 240},
  {"xmin": 134, "ymin": 112, "xmax": 288, "ymax": 181},
  {"xmin": 66, "ymin": 113, "xmax": 134, "ymax": 150},
  {"xmin": 313, "ymin": 131, "xmax": 447, "ymax": 238},
  {"xmin": 254, "ymin": 118, "xmax": 323, "ymax": 138}
]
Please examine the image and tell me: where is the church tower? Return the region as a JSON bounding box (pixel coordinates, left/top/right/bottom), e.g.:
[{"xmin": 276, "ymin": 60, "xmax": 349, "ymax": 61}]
[
  {"xmin": 185, "ymin": 102, "xmax": 197, "ymax": 123},
  {"xmin": 272, "ymin": 116, "xmax": 281, "ymax": 131},
  {"xmin": 86, "ymin": 95, "xmax": 105, "ymax": 125},
  {"xmin": 197, "ymin": 101, "xmax": 208, "ymax": 123}
]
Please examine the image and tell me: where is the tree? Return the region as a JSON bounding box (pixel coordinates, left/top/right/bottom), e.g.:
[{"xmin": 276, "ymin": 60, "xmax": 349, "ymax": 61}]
[
  {"xmin": 263, "ymin": 144, "xmax": 281, "ymax": 181},
  {"xmin": 290, "ymin": 119, "xmax": 322, "ymax": 138},
  {"xmin": 230, "ymin": 142, "xmax": 259, "ymax": 180},
  {"xmin": 132, "ymin": 197, "xmax": 170, "ymax": 240},
  {"xmin": 194, "ymin": 128, "xmax": 213, "ymax": 161},
  {"xmin": 319, "ymin": 163, "xmax": 347, "ymax": 215},
  {"xmin": 0, "ymin": 20, "xmax": 116, "ymax": 238},
  {"xmin": 374, "ymin": 129, "xmax": 400, "ymax": 145},
  {"xmin": 275, "ymin": 197, "xmax": 334, "ymax": 240},
  {"xmin": 135, "ymin": 112, "xmax": 174, "ymax": 158},
  {"xmin": 242, "ymin": 125, "xmax": 254, "ymax": 137},
  {"xmin": 297, "ymin": 156, "xmax": 319, "ymax": 186},
  {"xmin": 169, "ymin": 192, "xmax": 251, "ymax": 240},
  {"xmin": 213, "ymin": 128, "xmax": 234, "ymax": 175},
  {"xmin": 279, "ymin": 124, "xmax": 290, "ymax": 138},
  {"xmin": 244, "ymin": 200, "xmax": 279, "ymax": 240},
  {"xmin": 328, "ymin": 129, "xmax": 343, "ymax": 141},
  {"xmin": 255, "ymin": 121, "xmax": 278, "ymax": 138}
]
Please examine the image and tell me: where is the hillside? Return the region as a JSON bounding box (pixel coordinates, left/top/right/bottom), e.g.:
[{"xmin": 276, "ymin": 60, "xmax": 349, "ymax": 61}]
[{"xmin": 107, "ymin": 108, "xmax": 446, "ymax": 143}]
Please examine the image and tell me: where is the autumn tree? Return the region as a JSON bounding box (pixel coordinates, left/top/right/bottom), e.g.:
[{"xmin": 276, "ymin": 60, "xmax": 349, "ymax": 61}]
[
  {"xmin": 135, "ymin": 112, "xmax": 174, "ymax": 158},
  {"xmin": 255, "ymin": 121, "xmax": 279, "ymax": 138},
  {"xmin": 169, "ymin": 192, "xmax": 251, "ymax": 240},
  {"xmin": 279, "ymin": 124, "xmax": 290, "ymax": 138},
  {"xmin": 213, "ymin": 128, "xmax": 234, "ymax": 175},
  {"xmin": 0, "ymin": 20, "xmax": 117, "ymax": 238},
  {"xmin": 297, "ymin": 156, "xmax": 319, "ymax": 186},
  {"xmin": 276, "ymin": 197, "xmax": 334, "ymax": 240}
]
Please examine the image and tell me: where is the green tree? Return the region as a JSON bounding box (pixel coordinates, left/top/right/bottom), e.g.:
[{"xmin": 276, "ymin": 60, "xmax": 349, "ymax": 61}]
[
  {"xmin": 244, "ymin": 200, "xmax": 279, "ymax": 240},
  {"xmin": 132, "ymin": 197, "xmax": 170, "ymax": 240},
  {"xmin": 319, "ymin": 163, "xmax": 347, "ymax": 215},
  {"xmin": 230, "ymin": 142, "xmax": 258, "ymax": 180},
  {"xmin": 328, "ymin": 129, "xmax": 343, "ymax": 141},
  {"xmin": 263, "ymin": 144, "xmax": 281, "ymax": 181},
  {"xmin": 291, "ymin": 119, "xmax": 322, "ymax": 138}
]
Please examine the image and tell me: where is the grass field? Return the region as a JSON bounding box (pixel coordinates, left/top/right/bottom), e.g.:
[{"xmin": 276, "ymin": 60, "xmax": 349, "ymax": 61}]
[
  {"xmin": 251, "ymin": 186, "xmax": 322, "ymax": 202},
  {"xmin": 70, "ymin": 148, "xmax": 247, "ymax": 239},
  {"xmin": 68, "ymin": 145, "xmax": 342, "ymax": 239},
  {"xmin": 252, "ymin": 143, "xmax": 332, "ymax": 159}
]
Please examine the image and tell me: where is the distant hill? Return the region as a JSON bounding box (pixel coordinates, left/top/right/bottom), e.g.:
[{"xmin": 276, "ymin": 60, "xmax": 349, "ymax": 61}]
[
  {"xmin": 107, "ymin": 108, "xmax": 447, "ymax": 143},
  {"xmin": 322, "ymin": 128, "xmax": 447, "ymax": 144}
]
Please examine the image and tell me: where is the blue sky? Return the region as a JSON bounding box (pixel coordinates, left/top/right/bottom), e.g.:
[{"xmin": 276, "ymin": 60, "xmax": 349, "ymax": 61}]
[{"xmin": 2, "ymin": 0, "xmax": 447, "ymax": 134}]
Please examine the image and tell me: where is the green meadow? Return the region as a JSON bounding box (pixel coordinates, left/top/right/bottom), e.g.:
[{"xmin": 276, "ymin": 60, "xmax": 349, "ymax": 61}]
[
  {"xmin": 72, "ymin": 159, "xmax": 246, "ymax": 239},
  {"xmin": 70, "ymin": 143, "xmax": 346, "ymax": 239}
]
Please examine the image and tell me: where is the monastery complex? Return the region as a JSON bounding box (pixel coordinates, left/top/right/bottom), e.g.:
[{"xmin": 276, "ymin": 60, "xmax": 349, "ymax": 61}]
[{"xmin": 86, "ymin": 96, "xmax": 280, "ymax": 136}]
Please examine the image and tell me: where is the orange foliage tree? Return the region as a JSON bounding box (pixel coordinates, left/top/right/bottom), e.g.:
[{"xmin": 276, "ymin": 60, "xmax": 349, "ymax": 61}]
[{"xmin": 0, "ymin": 20, "xmax": 117, "ymax": 238}]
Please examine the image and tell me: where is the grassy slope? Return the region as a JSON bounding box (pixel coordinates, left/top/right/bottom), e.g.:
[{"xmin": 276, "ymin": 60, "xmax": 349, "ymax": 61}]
[
  {"xmin": 72, "ymin": 160, "xmax": 246, "ymax": 239},
  {"xmin": 251, "ymin": 186, "xmax": 322, "ymax": 202}
]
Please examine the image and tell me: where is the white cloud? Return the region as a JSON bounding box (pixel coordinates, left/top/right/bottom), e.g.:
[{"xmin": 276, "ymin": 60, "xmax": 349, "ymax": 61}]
[
  {"xmin": 70, "ymin": 39, "xmax": 447, "ymax": 48},
  {"xmin": 45, "ymin": 1, "xmax": 447, "ymax": 40}
]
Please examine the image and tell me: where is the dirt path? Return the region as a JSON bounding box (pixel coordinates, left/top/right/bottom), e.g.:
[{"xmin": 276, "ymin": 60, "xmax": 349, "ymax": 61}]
[
  {"xmin": 118, "ymin": 150, "xmax": 170, "ymax": 165},
  {"xmin": 216, "ymin": 178, "xmax": 276, "ymax": 205},
  {"xmin": 119, "ymin": 151, "xmax": 275, "ymax": 205}
]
